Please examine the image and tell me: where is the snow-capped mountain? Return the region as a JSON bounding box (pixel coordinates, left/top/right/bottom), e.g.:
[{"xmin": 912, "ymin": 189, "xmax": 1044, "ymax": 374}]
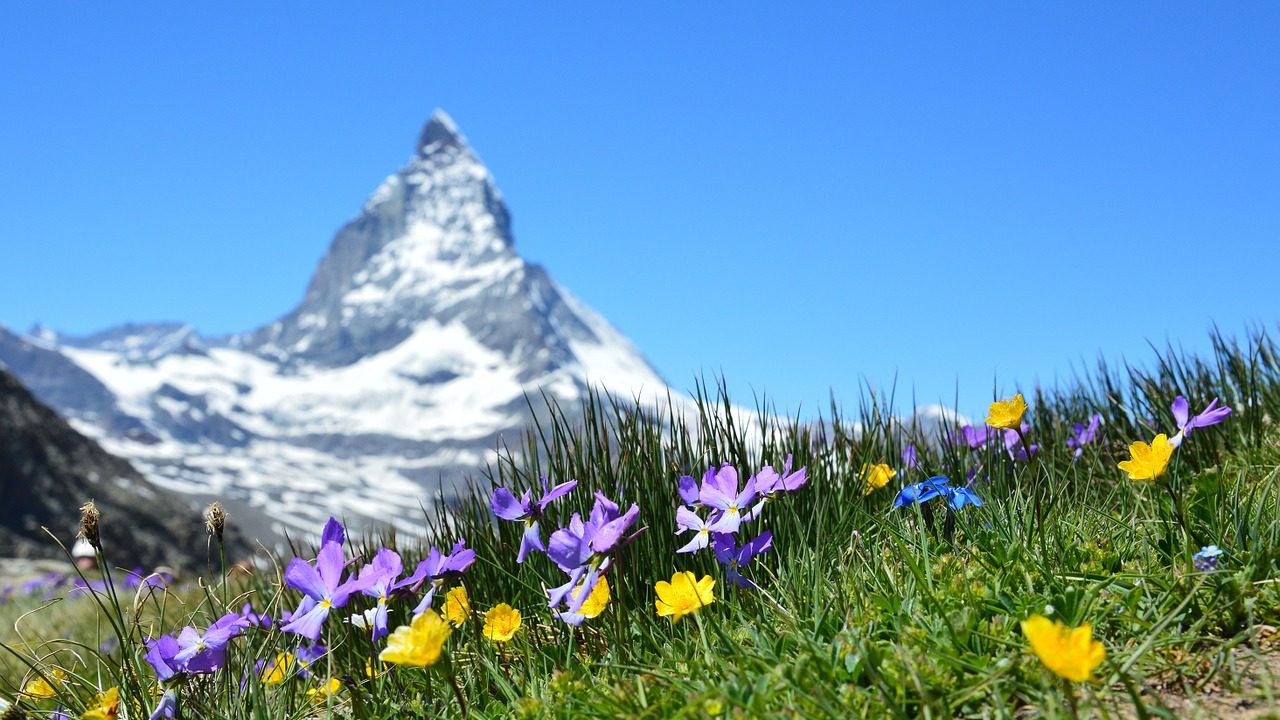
[{"xmin": 1, "ymin": 111, "xmax": 668, "ymax": 536}]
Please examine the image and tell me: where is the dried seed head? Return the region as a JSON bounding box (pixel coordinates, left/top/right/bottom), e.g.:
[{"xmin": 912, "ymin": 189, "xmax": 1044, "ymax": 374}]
[
  {"xmin": 78, "ymin": 500, "xmax": 101, "ymax": 549},
  {"xmin": 204, "ymin": 502, "xmax": 226, "ymax": 542}
]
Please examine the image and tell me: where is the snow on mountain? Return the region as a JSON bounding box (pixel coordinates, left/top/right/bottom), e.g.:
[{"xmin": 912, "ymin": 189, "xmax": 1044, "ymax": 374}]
[{"xmin": 3, "ymin": 110, "xmax": 669, "ymax": 536}]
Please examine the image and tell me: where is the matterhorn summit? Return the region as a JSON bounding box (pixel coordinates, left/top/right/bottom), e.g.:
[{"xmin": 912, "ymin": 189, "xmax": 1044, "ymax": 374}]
[{"xmin": 2, "ymin": 110, "xmax": 668, "ymax": 535}]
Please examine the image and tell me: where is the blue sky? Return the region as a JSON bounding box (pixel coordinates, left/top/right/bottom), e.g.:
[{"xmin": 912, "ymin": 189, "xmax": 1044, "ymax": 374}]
[{"xmin": 2, "ymin": 3, "xmax": 1278, "ymax": 419}]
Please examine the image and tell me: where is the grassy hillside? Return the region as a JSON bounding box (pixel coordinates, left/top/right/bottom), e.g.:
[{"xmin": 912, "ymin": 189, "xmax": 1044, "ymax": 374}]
[{"xmin": 3, "ymin": 328, "xmax": 1279, "ymax": 719}]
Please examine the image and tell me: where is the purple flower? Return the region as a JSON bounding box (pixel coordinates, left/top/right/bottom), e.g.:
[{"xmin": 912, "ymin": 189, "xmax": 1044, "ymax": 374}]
[
  {"xmin": 394, "ymin": 540, "xmax": 475, "ymax": 615},
  {"xmin": 320, "ymin": 516, "xmax": 346, "ymax": 547},
  {"xmin": 546, "ymin": 492, "xmax": 640, "ymax": 615},
  {"xmin": 902, "ymin": 444, "xmax": 918, "ymax": 470},
  {"xmin": 353, "ymin": 547, "xmax": 402, "ymax": 640},
  {"xmin": 674, "ymin": 506, "xmax": 717, "ymax": 554},
  {"xmin": 148, "ymin": 689, "xmax": 177, "ymax": 720},
  {"xmin": 174, "ymin": 612, "xmax": 251, "ymax": 673},
  {"xmin": 1171, "ymin": 396, "xmax": 1232, "ymax": 447},
  {"xmin": 1002, "ymin": 423, "xmax": 1038, "ymax": 461},
  {"xmin": 238, "ymin": 602, "xmax": 273, "ymax": 630},
  {"xmin": 1067, "ymin": 414, "xmax": 1102, "ymax": 460},
  {"xmin": 145, "ymin": 634, "xmax": 182, "ymax": 681},
  {"xmin": 491, "ymin": 477, "xmax": 578, "ymax": 563},
  {"xmin": 753, "ymin": 456, "xmax": 808, "ymax": 498},
  {"xmin": 712, "ymin": 531, "xmax": 773, "ymax": 589},
  {"xmin": 960, "ymin": 425, "xmax": 990, "ymax": 449},
  {"xmin": 697, "ymin": 465, "xmax": 757, "ymax": 534},
  {"xmin": 282, "ymin": 543, "xmax": 370, "ymax": 641}
]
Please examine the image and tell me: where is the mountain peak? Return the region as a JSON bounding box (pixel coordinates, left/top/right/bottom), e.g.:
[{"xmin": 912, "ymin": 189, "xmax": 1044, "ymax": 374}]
[{"xmin": 418, "ymin": 109, "xmax": 466, "ymax": 157}]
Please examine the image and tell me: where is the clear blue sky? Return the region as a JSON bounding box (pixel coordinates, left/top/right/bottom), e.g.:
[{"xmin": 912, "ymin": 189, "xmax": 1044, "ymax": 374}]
[{"xmin": 2, "ymin": 4, "xmax": 1278, "ymax": 419}]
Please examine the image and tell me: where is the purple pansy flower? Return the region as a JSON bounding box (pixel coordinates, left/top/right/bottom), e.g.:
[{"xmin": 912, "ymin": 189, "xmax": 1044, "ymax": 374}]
[
  {"xmin": 393, "ymin": 540, "xmax": 476, "ymax": 615},
  {"xmin": 753, "ymin": 455, "xmax": 808, "ymax": 498},
  {"xmin": 174, "ymin": 612, "xmax": 252, "ymax": 673},
  {"xmin": 697, "ymin": 465, "xmax": 756, "ymax": 534},
  {"xmin": 282, "ymin": 542, "xmax": 370, "ymax": 642},
  {"xmin": 674, "ymin": 506, "xmax": 719, "ymax": 554},
  {"xmin": 960, "ymin": 425, "xmax": 990, "ymax": 449},
  {"xmin": 712, "ymin": 531, "xmax": 773, "ymax": 589},
  {"xmin": 1067, "ymin": 414, "xmax": 1102, "ymax": 460},
  {"xmin": 546, "ymin": 492, "xmax": 640, "ymax": 615},
  {"xmin": 1171, "ymin": 396, "xmax": 1232, "ymax": 447},
  {"xmin": 148, "ymin": 689, "xmax": 177, "ymax": 720},
  {"xmin": 144, "ymin": 634, "xmax": 182, "ymax": 681},
  {"xmin": 1002, "ymin": 422, "xmax": 1038, "ymax": 461},
  {"xmin": 902, "ymin": 444, "xmax": 918, "ymax": 470},
  {"xmin": 352, "ymin": 547, "xmax": 402, "ymax": 640},
  {"xmin": 491, "ymin": 477, "xmax": 578, "ymax": 563}
]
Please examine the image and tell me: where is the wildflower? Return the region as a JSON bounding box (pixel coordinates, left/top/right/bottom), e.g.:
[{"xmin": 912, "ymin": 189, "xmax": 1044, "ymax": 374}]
[
  {"xmin": 546, "ymin": 492, "xmax": 640, "ymax": 615},
  {"xmin": 1193, "ymin": 545, "xmax": 1224, "ymax": 572},
  {"xmin": 22, "ymin": 667, "xmax": 64, "ymax": 698},
  {"xmin": 753, "ymin": 456, "xmax": 808, "ymax": 498},
  {"xmin": 1020, "ymin": 615, "xmax": 1106, "ymax": 682},
  {"xmin": 490, "ymin": 477, "xmax": 578, "ymax": 563},
  {"xmin": 1002, "ymin": 423, "xmax": 1038, "ymax": 460},
  {"xmin": 1170, "ymin": 396, "xmax": 1232, "ymax": 448},
  {"xmin": 697, "ymin": 465, "xmax": 756, "ymax": 534},
  {"xmin": 353, "ymin": 547, "xmax": 402, "ymax": 640},
  {"xmin": 674, "ymin": 506, "xmax": 718, "ymax": 554},
  {"xmin": 901, "ymin": 444, "xmax": 918, "ymax": 470},
  {"xmin": 1067, "ymin": 414, "xmax": 1102, "ymax": 460},
  {"xmin": 147, "ymin": 689, "xmax": 177, "ymax": 720},
  {"xmin": 306, "ymin": 678, "xmax": 343, "ymax": 702},
  {"xmin": 892, "ymin": 476, "xmax": 983, "ymax": 510},
  {"xmin": 860, "ymin": 463, "xmax": 896, "ymax": 496},
  {"xmin": 654, "ymin": 571, "xmax": 716, "ymax": 622},
  {"xmin": 172, "ymin": 612, "xmax": 252, "ymax": 674},
  {"xmin": 1117, "ymin": 434, "xmax": 1174, "ymax": 481},
  {"xmin": 320, "ymin": 516, "xmax": 346, "ymax": 546},
  {"xmin": 259, "ymin": 652, "xmax": 297, "ymax": 684},
  {"xmin": 282, "ymin": 542, "xmax": 372, "ymax": 642},
  {"xmin": 712, "ymin": 531, "xmax": 773, "ymax": 589},
  {"xmin": 80, "ymin": 687, "xmax": 120, "ymax": 720},
  {"xmin": 395, "ymin": 539, "xmax": 476, "ymax": 615},
  {"xmin": 483, "ymin": 603, "xmax": 522, "ymax": 642},
  {"xmin": 985, "ymin": 393, "xmax": 1027, "ymax": 430},
  {"xmin": 144, "ymin": 635, "xmax": 182, "ymax": 682},
  {"xmin": 379, "ymin": 609, "xmax": 451, "ymax": 666},
  {"xmin": 960, "ymin": 424, "xmax": 990, "ymax": 449},
  {"xmin": 443, "ymin": 586, "xmax": 470, "ymax": 626},
  {"xmin": 557, "ymin": 577, "xmax": 610, "ymax": 626}
]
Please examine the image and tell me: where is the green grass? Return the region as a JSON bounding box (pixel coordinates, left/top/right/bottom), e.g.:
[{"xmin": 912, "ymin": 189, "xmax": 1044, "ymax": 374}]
[{"xmin": 3, "ymin": 327, "xmax": 1280, "ymax": 718}]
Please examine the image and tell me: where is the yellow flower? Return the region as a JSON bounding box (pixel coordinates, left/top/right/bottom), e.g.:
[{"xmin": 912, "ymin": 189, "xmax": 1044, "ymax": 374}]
[
  {"xmin": 22, "ymin": 666, "xmax": 65, "ymax": 699},
  {"xmin": 379, "ymin": 609, "xmax": 451, "ymax": 666},
  {"xmin": 306, "ymin": 677, "xmax": 343, "ymax": 702},
  {"xmin": 986, "ymin": 393, "xmax": 1027, "ymax": 429},
  {"xmin": 483, "ymin": 603, "xmax": 522, "ymax": 643},
  {"xmin": 655, "ymin": 571, "xmax": 715, "ymax": 622},
  {"xmin": 573, "ymin": 576, "xmax": 611, "ymax": 619},
  {"xmin": 443, "ymin": 586, "xmax": 471, "ymax": 626},
  {"xmin": 860, "ymin": 463, "xmax": 896, "ymax": 496},
  {"xmin": 260, "ymin": 652, "xmax": 297, "ymax": 684},
  {"xmin": 1117, "ymin": 433, "xmax": 1174, "ymax": 481},
  {"xmin": 81, "ymin": 687, "xmax": 120, "ymax": 720},
  {"xmin": 1021, "ymin": 615, "xmax": 1106, "ymax": 682}
]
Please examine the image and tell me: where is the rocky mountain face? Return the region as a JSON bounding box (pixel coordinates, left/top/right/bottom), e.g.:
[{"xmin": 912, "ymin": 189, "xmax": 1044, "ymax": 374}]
[
  {"xmin": 1, "ymin": 111, "xmax": 668, "ymax": 538},
  {"xmin": 0, "ymin": 368, "xmax": 248, "ymax": 569}
]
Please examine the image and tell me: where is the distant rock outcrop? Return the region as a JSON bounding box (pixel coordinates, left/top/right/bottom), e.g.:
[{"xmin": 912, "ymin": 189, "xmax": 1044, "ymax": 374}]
[{"xmin": 0, "ymin": 368, "xmax": 248, "ymax": 569}]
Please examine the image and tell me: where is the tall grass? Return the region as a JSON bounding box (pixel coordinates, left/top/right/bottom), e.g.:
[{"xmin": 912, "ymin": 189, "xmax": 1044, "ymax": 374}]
[{"xmin": 2, "ymin": 326, "xmax": 1279, "ymax": 718}]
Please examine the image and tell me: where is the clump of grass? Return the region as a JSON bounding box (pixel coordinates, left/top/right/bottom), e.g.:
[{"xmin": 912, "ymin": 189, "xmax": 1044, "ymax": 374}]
[{"xmin": 1, "ymin": 326, "xmax": 1279, "ymax": 718}]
